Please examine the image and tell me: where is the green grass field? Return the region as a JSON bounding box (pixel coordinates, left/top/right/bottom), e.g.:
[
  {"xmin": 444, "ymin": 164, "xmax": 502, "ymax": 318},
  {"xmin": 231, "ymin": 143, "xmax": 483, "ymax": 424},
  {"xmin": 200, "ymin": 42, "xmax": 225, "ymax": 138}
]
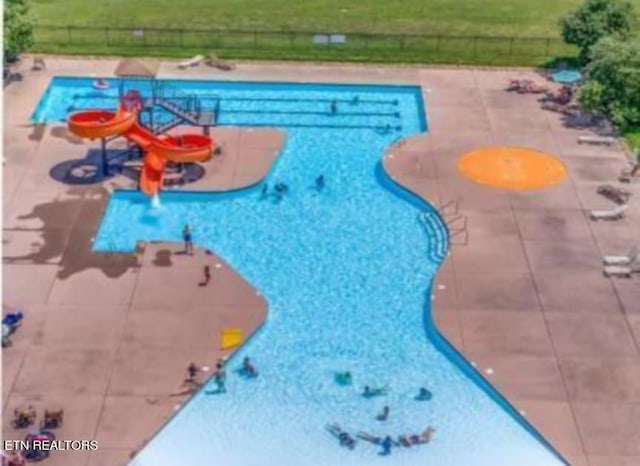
[
  {"xmin": 624, "ymin": 128, "xmax": 640, "ymax": 154},
  {"xmin": 29, "ymin": 0, "xmax": 640, "ymax": 65}
]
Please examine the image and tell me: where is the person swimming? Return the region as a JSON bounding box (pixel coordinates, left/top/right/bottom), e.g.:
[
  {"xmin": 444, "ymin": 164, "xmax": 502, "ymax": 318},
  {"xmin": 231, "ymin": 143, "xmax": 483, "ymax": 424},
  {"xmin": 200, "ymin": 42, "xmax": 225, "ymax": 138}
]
[
  {"xmin": 363, "ymin": 385, "xmax": 388, "ymax": 398},
  {"xmin": 92, "ymin": 78, "xmax": 109, "ymax": 90},
  {"xmin": 376, "ymin": 406, "xmax": 390, "ymax": 421},
  {"xmin": 241, "ymin": 357, "xmax": 258, "ymax": 377},
  {"xmin": 315, "ymin": 175, "xmax": 325, "ymax": 190},
  {"xmin": 334, "ymin": 371, "xmax": 352, "ymax": 386},
  {"xmin": 274, "ymin": 182, "xmax": 288, "ymax": 193},
  {"xmin": 260, "ymin": 183, "xmax": 268, "ymax": 199},
  {"xmin": 416, "ymin": 387, "xmax": 433, "ymax": 401},
  {"xmin": 330, "ymin": 100, "xmax": 337, "ymax": 114},
  {"xmin": 326, "ymin": 423, "xmax": 356, "ymax": 450},
  {"xmin": 380, "ymin": 435, "xmax": 393, "ymax": 456}
]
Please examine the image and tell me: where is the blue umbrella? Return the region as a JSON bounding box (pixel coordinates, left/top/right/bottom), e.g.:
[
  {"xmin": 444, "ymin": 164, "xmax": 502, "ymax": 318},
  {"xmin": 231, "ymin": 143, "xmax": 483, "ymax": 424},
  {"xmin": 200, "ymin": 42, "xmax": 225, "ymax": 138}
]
[{"xmin": 551, "ymin": 69, "xmax": 582, "ymax": 84}]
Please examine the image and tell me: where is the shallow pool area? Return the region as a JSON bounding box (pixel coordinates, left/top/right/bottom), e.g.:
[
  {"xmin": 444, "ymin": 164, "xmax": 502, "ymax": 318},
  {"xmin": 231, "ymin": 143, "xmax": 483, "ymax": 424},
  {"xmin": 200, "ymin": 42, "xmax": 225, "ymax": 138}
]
[{"xmin": 35, "ymin": 78, "xmax": 564, "ymax": 465}]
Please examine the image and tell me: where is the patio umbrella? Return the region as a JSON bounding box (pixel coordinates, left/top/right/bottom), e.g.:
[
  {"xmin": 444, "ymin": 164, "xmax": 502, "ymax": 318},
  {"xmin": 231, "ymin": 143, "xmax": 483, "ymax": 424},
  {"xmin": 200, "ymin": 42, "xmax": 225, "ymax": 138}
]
[
  {"xmin": 551, "ymin": 69, "xmax": 582, "ymax": 84},
  {"xmin": 113, "ymin": 58, "xmax": 159, "ymax": 77}
]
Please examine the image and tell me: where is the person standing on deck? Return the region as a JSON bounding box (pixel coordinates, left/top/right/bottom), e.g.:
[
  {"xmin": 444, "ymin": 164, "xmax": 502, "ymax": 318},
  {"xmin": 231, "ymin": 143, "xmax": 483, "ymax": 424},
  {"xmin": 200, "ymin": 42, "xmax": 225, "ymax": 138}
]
[{"xmin": 183, "ymin": 225, "xmax": 193, "ymax": 255}]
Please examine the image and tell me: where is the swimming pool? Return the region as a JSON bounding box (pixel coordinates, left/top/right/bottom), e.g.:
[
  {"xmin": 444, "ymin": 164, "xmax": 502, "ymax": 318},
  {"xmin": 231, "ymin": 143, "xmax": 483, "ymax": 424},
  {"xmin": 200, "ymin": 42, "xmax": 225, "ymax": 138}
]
[{"xmin": 35, "ymin": 78, "xmax": 565, "ymax": 465}]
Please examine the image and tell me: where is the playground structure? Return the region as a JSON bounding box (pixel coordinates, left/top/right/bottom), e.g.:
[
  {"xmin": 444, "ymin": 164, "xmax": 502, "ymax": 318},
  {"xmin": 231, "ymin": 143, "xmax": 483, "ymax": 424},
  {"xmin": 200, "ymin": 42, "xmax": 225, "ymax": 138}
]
[{"xmin": 67, "ymin": 81, "xmax": 216, "ymax": 196}]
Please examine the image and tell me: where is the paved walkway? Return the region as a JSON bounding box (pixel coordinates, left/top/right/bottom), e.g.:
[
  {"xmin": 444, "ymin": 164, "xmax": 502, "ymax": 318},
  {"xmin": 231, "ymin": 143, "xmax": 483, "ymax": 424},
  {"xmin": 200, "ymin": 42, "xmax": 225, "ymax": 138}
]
[
  {"xmin": 384, "ymin": 80, "xmax": 640, "ymax": 466},
  {"xmin": 3, "ymin": 57, "xmax": 640, "ymax": 466}
]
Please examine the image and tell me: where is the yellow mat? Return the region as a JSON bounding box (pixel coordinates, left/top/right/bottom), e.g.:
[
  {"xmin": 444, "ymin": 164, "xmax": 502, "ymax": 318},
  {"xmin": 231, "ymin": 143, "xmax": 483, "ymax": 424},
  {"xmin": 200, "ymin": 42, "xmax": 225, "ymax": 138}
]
[
  {"xmin": 458, "ymin": 146, "xmax": 566, "ymax": 190},
  {"xmin": 220, "ymin": 328, "xmax": 244, "ymax": 351}
]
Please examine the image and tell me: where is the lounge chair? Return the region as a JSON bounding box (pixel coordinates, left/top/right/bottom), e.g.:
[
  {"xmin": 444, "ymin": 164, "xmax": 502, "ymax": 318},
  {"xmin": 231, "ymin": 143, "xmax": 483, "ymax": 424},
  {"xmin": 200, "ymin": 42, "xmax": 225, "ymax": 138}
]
[
  {"xmin": 42, "ymin": 409, "xmax": 64, "ymax": 429},
  {"xmin": 177, "ymin": 55, "xmax": 204, "ymax": 69},
  {"xmin": 204, "ymin": 53, "xmax": 235, "ymax": 71},
  {"xmin": 619, "ymin": 158, "xmax": 639, "ymax": 183},
  {"xmin": 603, "ymin": 262, "xmax": 640, "ymax": 278},
  {"xmin": 597, "ymin": 184, "xmax": 632, "ymax": 205},
  {"xmin": 578, "ymin": 135, "xmax": 615, "ymax": 146},
  {"xmin": 506, "ymin": 79, "xmax": 546, "ymax": 94},
  {"xmin": 604, "ymin": 246, "xmax": 639, "ymax": 266},
  {"xmin": 589, "ymin": 204, "xmax": 628, "ymax": 221},
  {"xmin": 32, "ymin": 56, "xmax": 46, "ymax": 71},
  {"xmin": 12, "ymin": 405, "xmax": 36, "ymax": 429}
]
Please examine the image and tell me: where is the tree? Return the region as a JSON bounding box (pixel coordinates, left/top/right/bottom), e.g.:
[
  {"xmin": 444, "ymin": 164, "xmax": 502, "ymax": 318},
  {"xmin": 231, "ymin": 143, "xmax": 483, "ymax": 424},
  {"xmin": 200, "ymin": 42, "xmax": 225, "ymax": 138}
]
[
  {"xmin": 560, "ymin": 0, "xmax": 633, "ymax": 62},
  {"xmin": 581, "ymin": 36, "xmax": 640, "ymax": 127},
  {"xmin": 4, "ymin": 0, "xmax": 34, "ymax": 61},
  {"xmin": 578, "ymin": 80, "xmax": 604, "ymax": 115}
]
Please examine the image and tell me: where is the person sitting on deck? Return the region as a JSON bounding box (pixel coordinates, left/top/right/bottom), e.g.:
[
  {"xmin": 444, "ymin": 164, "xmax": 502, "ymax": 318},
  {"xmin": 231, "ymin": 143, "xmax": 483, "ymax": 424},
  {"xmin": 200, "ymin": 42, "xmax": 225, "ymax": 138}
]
[
  {"xmin": 186, "ymin": 363, "xmax": 200, "ymax": 382},
  {"xmin": 199, "ymin": 266, "xmax": 211, "ymax": 287}
]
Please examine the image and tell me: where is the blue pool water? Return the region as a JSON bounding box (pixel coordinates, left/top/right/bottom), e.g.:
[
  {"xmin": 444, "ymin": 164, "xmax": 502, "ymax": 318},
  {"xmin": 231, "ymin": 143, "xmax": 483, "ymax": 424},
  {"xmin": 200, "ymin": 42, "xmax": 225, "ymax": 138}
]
[{"xmin": 35, "ymin": 78, "xmax": 564, "ymax": 466}]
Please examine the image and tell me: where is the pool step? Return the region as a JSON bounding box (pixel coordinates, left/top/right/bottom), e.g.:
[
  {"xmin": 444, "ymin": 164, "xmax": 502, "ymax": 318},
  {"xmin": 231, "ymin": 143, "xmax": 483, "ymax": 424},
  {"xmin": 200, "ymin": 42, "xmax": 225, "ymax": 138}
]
[{"xmin": 419, "ymin": 212, "xmax": 449, "ymax": 263}]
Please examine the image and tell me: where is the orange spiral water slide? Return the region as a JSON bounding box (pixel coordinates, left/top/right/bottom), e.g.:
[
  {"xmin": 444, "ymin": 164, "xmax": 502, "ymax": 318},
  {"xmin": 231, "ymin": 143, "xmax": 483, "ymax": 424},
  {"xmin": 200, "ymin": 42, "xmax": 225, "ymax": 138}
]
[{"xmin": 67, "ymin": 104, "xmax": 213, "ymax": 195}]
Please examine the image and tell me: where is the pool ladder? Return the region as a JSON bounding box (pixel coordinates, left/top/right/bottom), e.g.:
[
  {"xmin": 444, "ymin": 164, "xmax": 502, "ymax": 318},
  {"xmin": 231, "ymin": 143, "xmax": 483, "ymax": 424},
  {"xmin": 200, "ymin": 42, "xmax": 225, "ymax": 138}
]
[
  {"xmin": 419, "ymin": 198, "xmax": 468, "ymax": 263},
  {"xmin": 419, "ymin": 212, "xmax": 449, "ymax": 263}
]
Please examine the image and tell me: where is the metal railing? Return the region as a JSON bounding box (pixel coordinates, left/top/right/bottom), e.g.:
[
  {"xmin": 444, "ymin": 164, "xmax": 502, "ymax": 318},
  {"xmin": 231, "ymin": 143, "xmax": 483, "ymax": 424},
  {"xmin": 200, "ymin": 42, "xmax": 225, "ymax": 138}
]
[
  {"xmin": 153, "ymin": 80, "xmax": 202, "ymax": 117},
  {"xmin": 32, "ymin": 25, "xmax": 577, "ymax": 62}
]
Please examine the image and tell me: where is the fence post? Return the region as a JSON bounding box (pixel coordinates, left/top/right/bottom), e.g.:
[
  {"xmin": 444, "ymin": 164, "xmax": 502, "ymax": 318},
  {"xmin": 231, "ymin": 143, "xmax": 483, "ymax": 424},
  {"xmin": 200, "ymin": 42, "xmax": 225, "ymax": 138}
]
[
  {"xmin": 545, "ymin": 38, "xmax": 551, "ymax": 56},
  {"xmin": 67, "ymin": 26, "xmax": 72, "ymax": 44},
  {"xmin": 436, "ymin": 35, "xmax": 441, "ymax": 51},
  {"xmin": 254, "ymin": 30, "xmax": 258, "ymax": 49},
  {"xmin": 399, "ymin": 35, "xmax": 404, "ymax": 51},
  {"xmin": 105, "ymin": 27, "xmax": 110, "ymax": 46}
]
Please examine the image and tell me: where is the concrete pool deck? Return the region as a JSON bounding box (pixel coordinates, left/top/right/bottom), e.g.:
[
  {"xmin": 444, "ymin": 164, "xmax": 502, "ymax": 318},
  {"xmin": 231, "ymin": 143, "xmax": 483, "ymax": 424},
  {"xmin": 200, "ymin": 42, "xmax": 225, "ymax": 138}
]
[{"xmin": 3, "ymin": 56, "xmax": 640, "ymax": 466}]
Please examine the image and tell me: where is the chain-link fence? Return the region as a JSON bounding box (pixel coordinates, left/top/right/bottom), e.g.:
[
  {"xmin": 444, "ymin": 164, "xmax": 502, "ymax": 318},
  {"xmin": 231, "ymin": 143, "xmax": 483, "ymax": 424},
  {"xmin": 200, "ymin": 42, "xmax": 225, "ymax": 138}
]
[{"xmin": 32, "ymin": 25, "xmax": 577, "ymax": 64}]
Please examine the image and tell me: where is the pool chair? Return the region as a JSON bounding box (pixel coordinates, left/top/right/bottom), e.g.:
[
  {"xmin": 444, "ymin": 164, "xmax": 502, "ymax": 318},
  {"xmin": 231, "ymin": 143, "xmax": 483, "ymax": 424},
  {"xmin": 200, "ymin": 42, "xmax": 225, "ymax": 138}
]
[
  {"xmin": 597, "ymin": 184, "xmax": 632, "ymax": 205},
  {"xmin": 603, "ymin": 246, "xmax": 639, "ymax": 266},
  {"xmin": 177, "ymin": 55, "xmax": 204, "ymax": 69},
  {"xmin": 603, "ymin": 261, "xmax": 640, "ymax": 278},
  {"xmin": 12, "ymin": 405, "xmax": 36, "ymax": 429},
  {"xmin": 589, "ymin": 204, "xmax": 628, "ymax": 221},
  {"xmin": 620, "ymin": 158, "xmax": 639, "ymax": 183},
  {"xmin": 204, "ymin": 53, "xmax": 235, "ymax": 71},
  {"xmin": 577, "ymin": 135, "xmax": 615, "ymax": 146},
  {"xmin": 42, "ymin": 408, "xmax": 64, "ymax": 429}
]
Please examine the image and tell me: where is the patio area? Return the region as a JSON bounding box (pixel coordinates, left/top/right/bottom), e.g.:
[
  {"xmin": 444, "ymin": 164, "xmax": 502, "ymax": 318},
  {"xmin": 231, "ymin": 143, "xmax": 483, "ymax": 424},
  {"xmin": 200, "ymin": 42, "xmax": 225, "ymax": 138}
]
[{"xmin": 3, "ymin": 56, "xmax": 640, "ymax": 466}]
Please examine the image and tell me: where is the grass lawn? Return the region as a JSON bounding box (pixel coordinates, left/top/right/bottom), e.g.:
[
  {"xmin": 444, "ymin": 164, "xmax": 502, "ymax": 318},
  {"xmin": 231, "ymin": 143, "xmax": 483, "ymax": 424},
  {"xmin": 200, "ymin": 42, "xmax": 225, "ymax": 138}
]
[
  {"xmin": 31, "ymin": 0, "xmax": 597, "ymax": 35},
  {"xmin": 624, "ymin": 128, "xmax": 640, "ymax": 155},
  {"xmin": 29, "ymin": 0, "xmax": 640, "ymax": 65}
]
